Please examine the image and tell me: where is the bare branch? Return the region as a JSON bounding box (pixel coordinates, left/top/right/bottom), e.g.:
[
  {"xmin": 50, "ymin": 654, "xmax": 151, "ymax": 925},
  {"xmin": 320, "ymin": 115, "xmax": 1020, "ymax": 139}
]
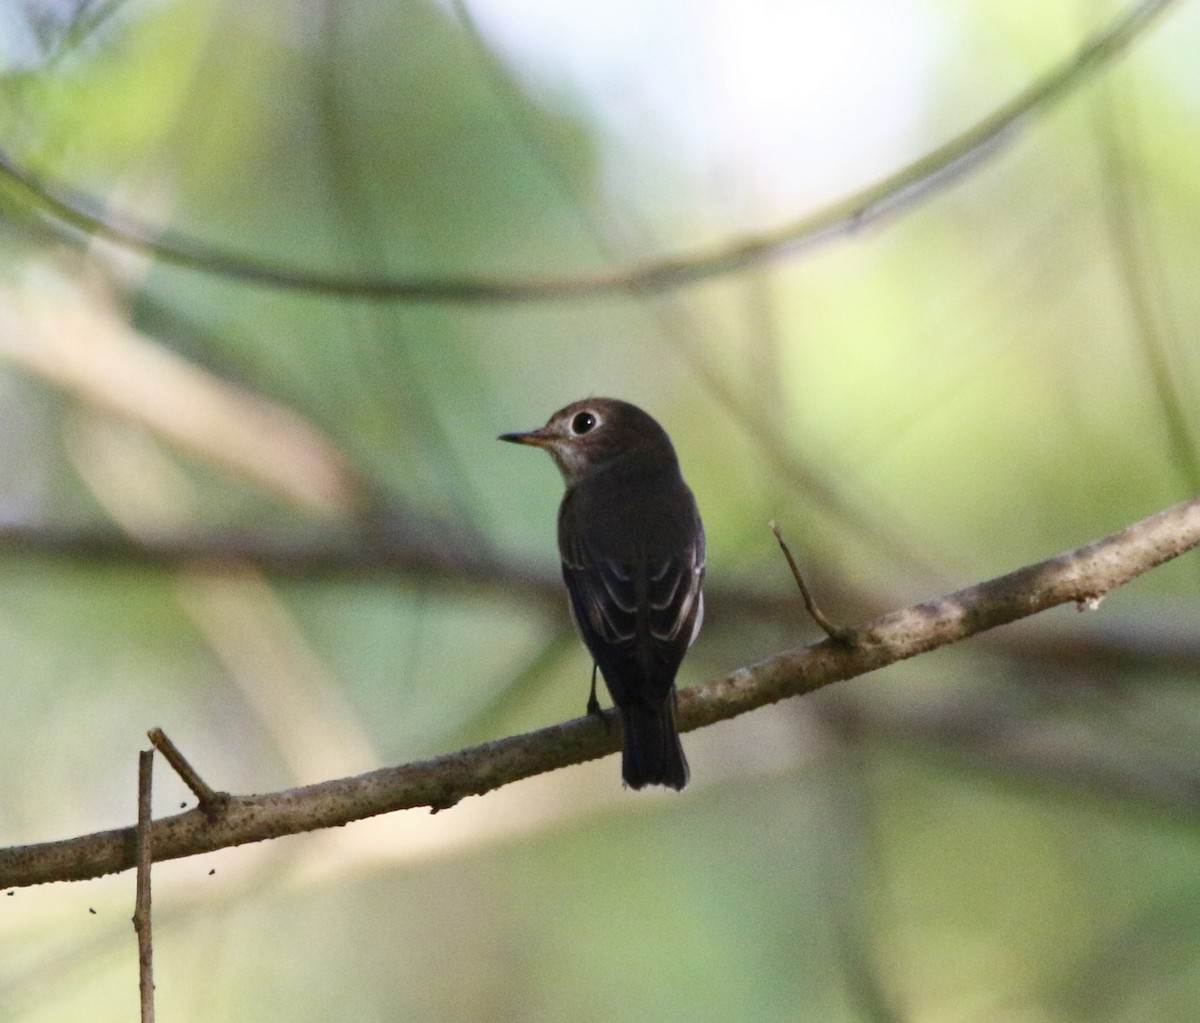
[
  {"xmin": 0, "ymin": 519, "xmax": 554, "ymax": 594},
  {"xmin": 0, "ymin": 0, "xmax": 1177, "ymax": 302},
  {"xmin": 1, "ymin": 496, "xmax": 1197, "ymax": 890},
  {"xmin": 0, "ymin": 518, "xmax": 858, "ymax": 627},
  {"xmin": 133, "ymin": 750, "xmax": 155, "ymax": 1023}
]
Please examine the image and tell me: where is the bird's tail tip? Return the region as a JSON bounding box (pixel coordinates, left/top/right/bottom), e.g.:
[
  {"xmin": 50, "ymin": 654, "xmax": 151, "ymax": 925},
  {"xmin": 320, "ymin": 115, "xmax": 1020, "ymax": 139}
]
[{"xmin": 620, "ymin": 700, "xmax": 689, "ymax": 791}]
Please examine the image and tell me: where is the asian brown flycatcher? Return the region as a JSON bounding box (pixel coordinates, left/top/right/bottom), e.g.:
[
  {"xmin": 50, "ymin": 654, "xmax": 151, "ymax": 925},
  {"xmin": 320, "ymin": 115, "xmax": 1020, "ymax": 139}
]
[{"xmin": 500, "ymin": 398, "xmax": 704, "ymax": 790}]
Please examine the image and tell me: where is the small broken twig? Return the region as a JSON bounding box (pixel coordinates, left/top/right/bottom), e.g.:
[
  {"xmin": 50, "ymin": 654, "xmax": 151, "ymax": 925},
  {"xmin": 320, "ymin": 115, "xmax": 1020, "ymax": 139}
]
[
  {"xmin": 147, "ymin": 728, "xmax": 225, "ymax": 815},
  {"xmin": 769, "ymin": 520, "xmax": 852, "ymax": 642}
]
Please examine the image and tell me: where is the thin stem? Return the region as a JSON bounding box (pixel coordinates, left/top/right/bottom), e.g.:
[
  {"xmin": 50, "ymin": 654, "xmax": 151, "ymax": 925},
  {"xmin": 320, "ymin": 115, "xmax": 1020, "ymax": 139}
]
[
  {"xmin": 147, "ymin": 729, "xmax": 225, "ymax": 816},
  {"xmin": 133, "ymin": 749, "xmax": 155, "ymax": 1023},
  {"xmin": 769, "ymin": 520, "xmax": 850, "ymax": 641}
]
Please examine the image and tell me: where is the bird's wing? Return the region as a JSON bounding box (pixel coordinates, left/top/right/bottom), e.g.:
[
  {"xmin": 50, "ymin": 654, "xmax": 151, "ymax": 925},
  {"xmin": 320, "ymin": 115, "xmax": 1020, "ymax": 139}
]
[
  {"xmin": 561, "ymin": 532, "xmax": 638, "ymax": 646},
  {"xmin": 644, "ymin": 531, "xmax": 705, "ymax": 645},
  {"xmin": 561, "ymin": 528, "xmax": 705, "ymax": 652}
]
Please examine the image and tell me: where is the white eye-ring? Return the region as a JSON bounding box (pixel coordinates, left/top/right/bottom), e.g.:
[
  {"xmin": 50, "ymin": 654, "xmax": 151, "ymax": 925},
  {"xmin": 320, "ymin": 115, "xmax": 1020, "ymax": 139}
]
[{"xmin": 569, "ymin": 410, "xmax": 600, "ymax": 436}]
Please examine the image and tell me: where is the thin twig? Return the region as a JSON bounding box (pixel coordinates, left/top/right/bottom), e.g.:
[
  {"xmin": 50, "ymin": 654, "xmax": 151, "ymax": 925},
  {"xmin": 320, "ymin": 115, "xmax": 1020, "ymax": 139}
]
[
  {"xmin": 133, "ymin": 749, "xmax": 155, "ymax": 1023},
  {"xmin": 147, "ymin": 728, "xmax": 225, "ymax": 816},
  {"xmin": 0, "ymin": 0, "xmax": 1177, "ymax": 302},
  {"xmin": 769, "ymin": 520, "xmax": 851, "ymax": 642},
  {"xmin": 1, "ymin": 494, "xmax": 1198, "ymax": 889}
]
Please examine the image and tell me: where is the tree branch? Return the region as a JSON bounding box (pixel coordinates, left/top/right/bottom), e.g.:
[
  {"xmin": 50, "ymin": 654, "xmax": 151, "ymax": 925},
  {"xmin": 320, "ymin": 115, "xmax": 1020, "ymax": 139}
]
[
  {"xmin": 0, "ymin": 518, "xmax": 868, "ymax": 629},
  {"xmin": 0, "ymin": 0, "xmax": 1177, "ymax": 302},
  {"xmin": 815, "ymin": 681, "xmax": 1200, "ymax": 818},
  {"xmin": 1, "ymin": 497, "xmax": 1197, "ymax": 888},
  {"xmin": 133, "ymin": 749, "xmax": 155, "ymax": 1023}
]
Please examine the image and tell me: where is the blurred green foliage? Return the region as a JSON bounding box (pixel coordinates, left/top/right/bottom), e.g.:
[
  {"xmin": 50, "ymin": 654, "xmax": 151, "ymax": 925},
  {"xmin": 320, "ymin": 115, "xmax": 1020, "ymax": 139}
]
[{"xmin": 1, "ymin": 0, "xmax": 1199, "ymax": 1020}]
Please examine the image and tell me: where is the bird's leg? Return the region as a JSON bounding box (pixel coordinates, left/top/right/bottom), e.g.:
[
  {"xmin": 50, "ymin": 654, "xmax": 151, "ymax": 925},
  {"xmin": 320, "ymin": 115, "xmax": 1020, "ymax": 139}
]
[
  {"xmin": 586, "ymin": 664, "xmax": 615, "ymax": 733},
  {"xmin": 586, "ymin": 662, "xmax": 602, "ymax": 717}
]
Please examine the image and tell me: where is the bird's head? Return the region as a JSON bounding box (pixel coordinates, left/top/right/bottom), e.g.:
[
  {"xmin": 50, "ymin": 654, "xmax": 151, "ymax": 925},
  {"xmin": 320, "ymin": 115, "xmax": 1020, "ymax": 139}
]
[{"xmin": 499, "ymin": 397, "xmax": 677, "ymax": 486}]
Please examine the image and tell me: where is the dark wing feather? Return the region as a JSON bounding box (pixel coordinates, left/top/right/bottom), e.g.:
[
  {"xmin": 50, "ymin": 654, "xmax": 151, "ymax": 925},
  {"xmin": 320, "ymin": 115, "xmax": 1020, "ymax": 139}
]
[
  {"xmin": 560, "ymin": 525, "xmax": 705, "ymax": 708},
  {"xmin": 561, "ymin": 532, "xmax": 638, "ymax": 645},
  {"xmin": 645, "ymin": 529, "xmax": 705, "ymax": 645}
]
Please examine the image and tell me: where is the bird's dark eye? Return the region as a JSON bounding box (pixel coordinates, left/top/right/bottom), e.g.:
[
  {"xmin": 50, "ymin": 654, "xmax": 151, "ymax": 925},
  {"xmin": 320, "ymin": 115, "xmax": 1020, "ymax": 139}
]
[{"xmin": 571, "ymin": 411, "xmax": 597, "ymax": 435}]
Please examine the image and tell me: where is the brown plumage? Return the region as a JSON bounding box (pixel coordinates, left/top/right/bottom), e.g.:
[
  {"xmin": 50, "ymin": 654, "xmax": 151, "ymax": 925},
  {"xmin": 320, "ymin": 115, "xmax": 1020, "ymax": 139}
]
[{"xmin": 500, "ymin": 398, "xmax": 705, "ymax": 789}]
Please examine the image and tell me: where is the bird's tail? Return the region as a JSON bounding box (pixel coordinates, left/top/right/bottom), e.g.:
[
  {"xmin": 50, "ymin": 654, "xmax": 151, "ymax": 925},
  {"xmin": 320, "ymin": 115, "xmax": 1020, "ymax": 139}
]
[{"xmin": 620, "ymin": 697, "xmax": 689, "ymax": 790}]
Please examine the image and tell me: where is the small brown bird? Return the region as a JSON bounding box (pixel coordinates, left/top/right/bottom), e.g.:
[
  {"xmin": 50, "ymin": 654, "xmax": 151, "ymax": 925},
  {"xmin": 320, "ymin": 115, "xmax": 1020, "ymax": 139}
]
[{"xmin": 500, "ymin": 398, "xmax": 705, "ymax": 790}]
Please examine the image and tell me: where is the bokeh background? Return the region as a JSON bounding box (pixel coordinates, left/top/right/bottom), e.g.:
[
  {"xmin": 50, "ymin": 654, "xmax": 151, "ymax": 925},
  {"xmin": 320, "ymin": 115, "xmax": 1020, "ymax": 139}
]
[{"xmin": 2, "ymin": 0, "xmax": 1199, "ymax": 1020}]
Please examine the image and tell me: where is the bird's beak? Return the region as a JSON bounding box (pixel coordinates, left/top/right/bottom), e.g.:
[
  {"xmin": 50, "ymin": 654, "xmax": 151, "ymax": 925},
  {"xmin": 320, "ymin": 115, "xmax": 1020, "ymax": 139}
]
[{"xmin": 498, "ymin": 427, "xmax": 555, "ymax": 448}]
